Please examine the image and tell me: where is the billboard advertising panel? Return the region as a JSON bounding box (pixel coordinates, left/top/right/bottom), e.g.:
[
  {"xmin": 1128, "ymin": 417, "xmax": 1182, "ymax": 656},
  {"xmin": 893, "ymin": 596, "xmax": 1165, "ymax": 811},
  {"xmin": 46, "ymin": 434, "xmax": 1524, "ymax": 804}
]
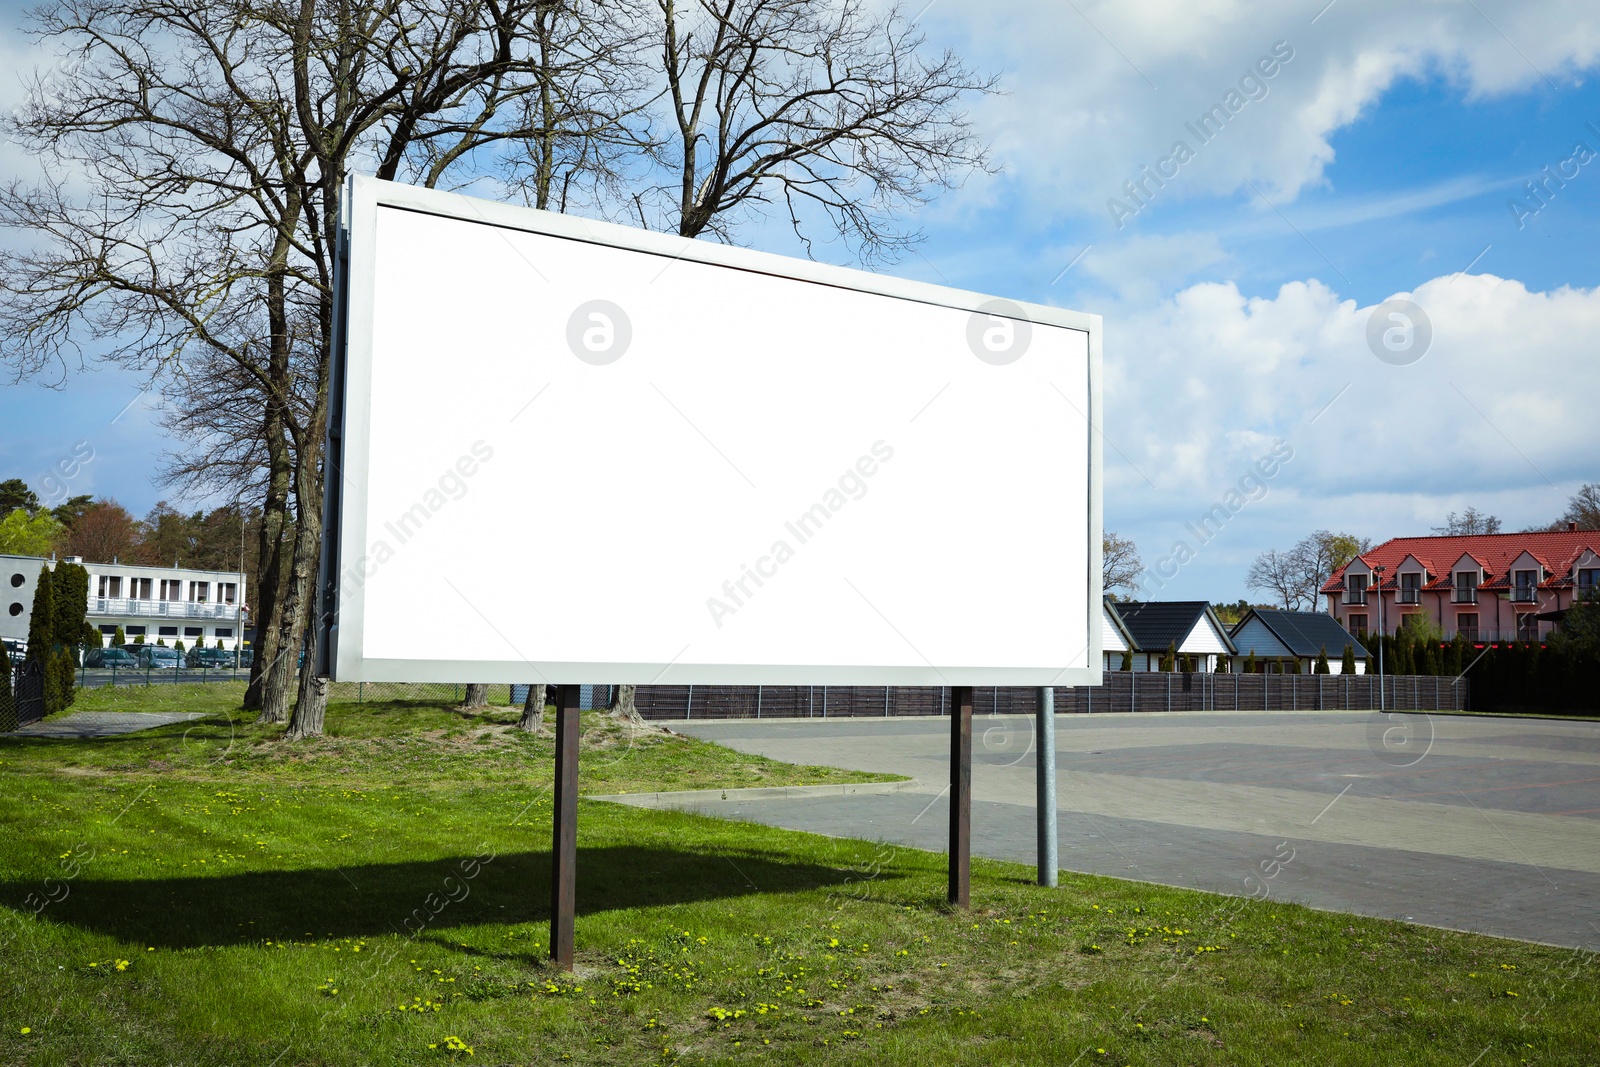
[{"xmin": 325, "ymin": 176, "xmax": 1101, "ymax": 685}]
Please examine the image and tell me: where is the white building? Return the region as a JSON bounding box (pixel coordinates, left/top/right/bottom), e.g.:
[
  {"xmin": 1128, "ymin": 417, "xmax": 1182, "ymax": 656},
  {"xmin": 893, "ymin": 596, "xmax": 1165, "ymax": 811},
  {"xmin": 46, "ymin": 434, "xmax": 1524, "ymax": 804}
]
[
  {"xmin": 1, "ymin": 554, "xmax": 248, "ymax": 652},
  {"xmin": 1105, "ymin": 600, "xmax": 1235, "ymax": 672}
]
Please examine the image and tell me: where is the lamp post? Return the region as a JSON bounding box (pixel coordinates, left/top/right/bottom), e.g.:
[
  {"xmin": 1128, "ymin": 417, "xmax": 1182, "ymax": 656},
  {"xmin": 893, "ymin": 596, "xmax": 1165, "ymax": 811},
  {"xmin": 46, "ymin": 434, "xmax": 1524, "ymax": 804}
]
[{"xmin": 1372, "ymin": 564, "xmax": 1386, "ymax": 712}]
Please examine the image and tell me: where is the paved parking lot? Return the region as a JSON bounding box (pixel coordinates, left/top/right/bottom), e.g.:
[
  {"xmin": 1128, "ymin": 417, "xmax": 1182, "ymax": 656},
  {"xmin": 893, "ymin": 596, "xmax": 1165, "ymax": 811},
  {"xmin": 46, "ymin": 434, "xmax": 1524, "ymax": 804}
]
[{"xmin": 655, "ymin": 710, "xmax": 1600, "ymax": 948}]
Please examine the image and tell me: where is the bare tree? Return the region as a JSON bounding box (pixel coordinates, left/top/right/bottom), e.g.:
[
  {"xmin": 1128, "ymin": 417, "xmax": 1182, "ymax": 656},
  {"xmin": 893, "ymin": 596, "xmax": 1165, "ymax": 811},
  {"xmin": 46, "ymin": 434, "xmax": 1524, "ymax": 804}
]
[
  {"xmin": 1247, "ymin": 530, "xmax": 1370, "ymax": 611},
  {"xmin": 1246, "ymin": 548, "xmax": 1307, "ymax": 611},
  {"xmin": 1560, "ymin": 484, "xmax": 1600, "ymax": 531},
  {"xmin": 1, "ymin": 0, "xmax": 650, "ymax": 736},
  {"xmin": 1433, "ymin": 507, "xmax": 1501, "ymax": 536},
  {"xmin": 1102, "ymin": 531, "xmax": 1142, "ymax": 598},
  {"xmin": 3, "ymin": 0, "xmax": 993, "ymax": 737},
  {"xmin": 644, "ymin": 0, "xmax": 995, "ymax": 261}
]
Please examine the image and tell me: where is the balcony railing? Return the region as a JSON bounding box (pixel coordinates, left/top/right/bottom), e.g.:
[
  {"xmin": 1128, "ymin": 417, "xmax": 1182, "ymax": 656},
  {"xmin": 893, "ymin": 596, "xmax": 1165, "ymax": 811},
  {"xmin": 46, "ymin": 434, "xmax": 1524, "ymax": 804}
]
[
  {"xmin": 1511, "ymin": 588, "xmax": 1539, "ymax": 603},
  {"xmin": 1443, "ymin": 628, "xmax": 1548, "ymax": 643},
  {"xmin": 90, "ymin": 597, "xmax": 239, "ymax": 619},
  {"xmin": 1452, "ymin": 589, "xmax": 1478, "ymax": 604},
  {"xmin": 1397, "ymin": 588, "xmax": 1420, "ymax": 604},
  {"xmin": 1342, "ymin": 590, "xmax": 1368, "ymax": 605}
]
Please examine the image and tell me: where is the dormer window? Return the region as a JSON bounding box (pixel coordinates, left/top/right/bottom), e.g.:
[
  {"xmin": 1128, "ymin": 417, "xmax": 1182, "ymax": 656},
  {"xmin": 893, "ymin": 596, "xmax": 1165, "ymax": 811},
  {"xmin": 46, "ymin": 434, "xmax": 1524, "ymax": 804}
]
[
  {"xmin": 1580, "ymin": 568, "xmax": 1599, "ymax": 595},
  {"xmin": 1454, "ymin": 570, "xmax": 1479, "ymax": 604},
  {"xmin": 1344, "ymin": 573, "xmax": 1368, "ymax": 605},
  {"xmin": 1398, "ymin": 572, "xmax": 1421, "ymax": 604},
  {"xmin": 1513, "ymin": 569, "xmax": 1538, "ymax": 603}
]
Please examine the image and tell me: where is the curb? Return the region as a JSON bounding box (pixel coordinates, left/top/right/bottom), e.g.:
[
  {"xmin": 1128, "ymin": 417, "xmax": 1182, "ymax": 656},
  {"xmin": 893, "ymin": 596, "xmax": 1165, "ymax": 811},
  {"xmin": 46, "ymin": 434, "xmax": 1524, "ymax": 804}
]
[{"xmin": 589, "ymin": 779, "xmax": 920, "ymax": 807}]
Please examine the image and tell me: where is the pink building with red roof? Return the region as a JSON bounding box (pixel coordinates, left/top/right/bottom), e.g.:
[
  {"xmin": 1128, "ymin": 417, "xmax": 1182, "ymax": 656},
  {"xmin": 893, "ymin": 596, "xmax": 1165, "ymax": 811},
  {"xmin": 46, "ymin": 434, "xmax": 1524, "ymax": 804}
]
[{"xmin": 1321, "ymin": 524, "xmax": 1600, "ymax": 643}]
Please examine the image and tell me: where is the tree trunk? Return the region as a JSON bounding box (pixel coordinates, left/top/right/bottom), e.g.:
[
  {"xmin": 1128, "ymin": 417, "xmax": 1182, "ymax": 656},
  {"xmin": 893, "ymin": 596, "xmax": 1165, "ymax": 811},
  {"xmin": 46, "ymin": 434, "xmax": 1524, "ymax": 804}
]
[
  {"xmin": 246, "ymin": 260, "xmax": 297, "ymax": 714},
  {"xmin": 286, "ymin": 623, "xmax": 327, "ymax": 739},
  {"xmin": 609, "ymin": 683, "xmax": 645, "ymax": 725},
  {"xmin": 258, "ymin": 425, "xmax": 326, "ymax": 724},
  {"xmin": 462, "ymin": 683, "xmax": 489, "ymax": 708},
  {"xmin": 517, "ymin": 683, "xmax": 546, "ymax": 733}
]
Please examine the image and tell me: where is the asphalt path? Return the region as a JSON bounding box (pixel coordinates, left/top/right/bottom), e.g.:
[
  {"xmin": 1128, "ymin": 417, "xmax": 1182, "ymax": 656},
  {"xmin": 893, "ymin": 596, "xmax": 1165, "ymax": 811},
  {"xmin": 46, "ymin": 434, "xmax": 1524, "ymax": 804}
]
[{"xmin": 639, "ymin": 710, "xmax": 1600, "ymax": 948}]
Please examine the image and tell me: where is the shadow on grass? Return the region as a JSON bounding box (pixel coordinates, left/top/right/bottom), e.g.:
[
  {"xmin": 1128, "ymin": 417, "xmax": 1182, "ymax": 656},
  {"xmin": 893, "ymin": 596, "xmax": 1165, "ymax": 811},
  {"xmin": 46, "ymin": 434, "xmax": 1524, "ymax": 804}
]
[{"xmin": 2, "ymin": 844, "xmax": 884, "ymax": 951}]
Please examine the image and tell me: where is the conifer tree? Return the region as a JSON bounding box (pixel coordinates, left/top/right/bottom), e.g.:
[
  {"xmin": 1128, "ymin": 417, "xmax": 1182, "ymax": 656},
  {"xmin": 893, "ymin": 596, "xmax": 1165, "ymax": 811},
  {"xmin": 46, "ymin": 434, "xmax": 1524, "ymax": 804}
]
[
  {"xmin": 1315, "ymin": 645, "xmax": 1330, "ymax": 674},
  {"xmin": 1160, "ymin": 641, "xmax": 1177, "ymax": 673},
  {"xmin": 1245, "ymin": 650, "xmax": 1257, "ymax": 674},
  {"xmin": 1341, "ymin": 644, "xmax": 1356, "ymax": 674},
  {"xmin": 25, "ymin": 566, "xmax": 62, "ymax": 714},
  {"xmin": 1119, "ymin": 649, "xmax": 1133, "ymax": 672},
  {"xmin": 111, "ymin": 626, "xmax": 126, "ymax": 647}
]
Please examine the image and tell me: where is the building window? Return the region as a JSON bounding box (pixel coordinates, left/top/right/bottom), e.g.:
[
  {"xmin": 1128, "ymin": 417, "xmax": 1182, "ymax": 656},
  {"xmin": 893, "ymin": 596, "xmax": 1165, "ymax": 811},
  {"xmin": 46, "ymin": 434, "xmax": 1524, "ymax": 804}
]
[
  {"xmin": 189, "ymin": 581, "xmax": 209, "ymax": 603},
  {"xmin": 125, "ymin": 625, "xmax": 146, "ymax": 636},
  {"xmin": 1348, "ymin": 613, "xmax": 1368, "ymax": 634},
  {"xmin": 1399, "ymin": 572, "xmax": 1421, "ymax": 604},
  {"xmin": 8, "ymin": 573, "xmax": 23, "ymax": 587},
  {"xmin": 215, "ymin": 628, "xmax": 233, "ymax": 638},
  {"xmin": 160, "ymin": 579, "xmax": 182, "ymax": 601},
  {"xmin": 1517, "ymin": 615, "xmax": 1540, "ymax": 641},
  {"xmin": 1454, "ymin": 571, "xmax": 1479, "ymax": 604},
  {"xmin": 130, "ymin": 577, "xmax": 152, "ymax": 600},
  {"xmin": 157, "ymin": 625, "xmax": 178, "ymax": 637},
  {"xmin": 99, "ymin": 624, "xmax": 118, "ymax": 635},
  {"xmin": 219, "ymin": 582, "xmax": 237, "ymax": 605},
  {"xmin": 1456, "ymin": 613, "xmax": 1479, "ymax": 639},
  {"xmin": 183, "ymin": 626, "xmax": 203, "ymax": 637},
  {"xmin": 8, "ymin": 603, "xmax": 22, "ymax": 616},
  {"xmin": 1578, "ymin": 568, "xmax": 1598, "ymax": 595},
  {"xmin": 1344, "ymin": 573, "xmax": 1368, "ymax": 605},
  {"xmin": 97, "ymin": 575, "xmax": 123, "ymax": 598},
  {"xmin": 1513, "ymin": 569, "xmax": 1538, "ymax": 603}
]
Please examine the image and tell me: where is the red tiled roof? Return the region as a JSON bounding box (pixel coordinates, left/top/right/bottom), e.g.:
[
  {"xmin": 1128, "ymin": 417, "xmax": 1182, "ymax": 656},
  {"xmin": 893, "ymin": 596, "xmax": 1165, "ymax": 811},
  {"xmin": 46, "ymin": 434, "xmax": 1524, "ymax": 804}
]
[{"xmin": 1321, "ymin": 531, "xmax": 1600, "ymax": 594}]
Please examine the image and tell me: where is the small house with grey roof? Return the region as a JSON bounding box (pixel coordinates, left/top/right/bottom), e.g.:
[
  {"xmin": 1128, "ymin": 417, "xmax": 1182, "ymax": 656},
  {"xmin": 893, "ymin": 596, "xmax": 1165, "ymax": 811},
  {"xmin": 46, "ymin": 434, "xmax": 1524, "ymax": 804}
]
[{"xmin": 1229, "ymin": 607, "xmax": 1368, "ymax": 674}]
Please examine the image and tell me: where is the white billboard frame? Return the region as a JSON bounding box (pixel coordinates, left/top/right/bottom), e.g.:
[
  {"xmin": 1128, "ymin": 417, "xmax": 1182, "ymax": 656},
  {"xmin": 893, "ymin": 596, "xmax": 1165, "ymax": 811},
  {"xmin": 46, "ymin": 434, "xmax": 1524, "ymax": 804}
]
[{"xmin": 320, "ymin": 175, "xmax": 1102, "ymax": 687}]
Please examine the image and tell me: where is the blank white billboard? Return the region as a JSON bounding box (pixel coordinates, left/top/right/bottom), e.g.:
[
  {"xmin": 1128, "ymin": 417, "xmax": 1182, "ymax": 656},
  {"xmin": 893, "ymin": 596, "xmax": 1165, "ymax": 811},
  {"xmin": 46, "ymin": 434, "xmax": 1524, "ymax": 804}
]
[{"xmin": 324, "ymin": 176, "xmax": 1101, "ymax": 686}]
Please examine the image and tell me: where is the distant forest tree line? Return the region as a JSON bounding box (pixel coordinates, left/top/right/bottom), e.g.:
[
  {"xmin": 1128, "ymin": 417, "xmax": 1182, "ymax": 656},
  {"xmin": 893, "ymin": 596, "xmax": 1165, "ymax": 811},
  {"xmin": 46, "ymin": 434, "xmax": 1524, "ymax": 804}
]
[{"xmin": 0, "ymin": 477, "xmax": 261, "ymax": 578}]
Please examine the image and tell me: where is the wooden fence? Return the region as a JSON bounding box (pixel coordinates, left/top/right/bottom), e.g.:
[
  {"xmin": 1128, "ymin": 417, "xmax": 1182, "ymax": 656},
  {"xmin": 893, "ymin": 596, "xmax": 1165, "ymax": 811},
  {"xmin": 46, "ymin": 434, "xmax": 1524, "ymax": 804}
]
[{"xmin": 633, "ymin": 673, "xmax": 1468, "ymax": 721}]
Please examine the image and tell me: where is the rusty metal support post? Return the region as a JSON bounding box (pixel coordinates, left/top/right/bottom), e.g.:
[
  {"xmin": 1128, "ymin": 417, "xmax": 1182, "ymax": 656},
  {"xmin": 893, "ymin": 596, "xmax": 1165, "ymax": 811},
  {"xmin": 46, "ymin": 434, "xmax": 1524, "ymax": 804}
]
[
  {"xmin": 949, "ymin": 685, "xmax": 973, "ymax": 907},
  {"xmin": 550, "ymin": 684, "xmax": 579, "ymax": 970}
]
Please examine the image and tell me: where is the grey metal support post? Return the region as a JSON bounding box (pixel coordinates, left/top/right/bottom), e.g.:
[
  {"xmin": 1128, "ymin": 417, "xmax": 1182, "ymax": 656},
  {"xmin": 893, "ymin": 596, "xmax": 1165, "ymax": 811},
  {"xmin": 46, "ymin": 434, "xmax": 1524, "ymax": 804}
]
[
  {"xmin": 1036, "ymin": 686, "xmax": 1057, "ymax": 887},
  {"xmin": 948, "ymin": 686, "xmax": 973, "ymax": 907},
  {"xmin": 550, "ymin": 684, "xmax": 580, "ymax": 970}
]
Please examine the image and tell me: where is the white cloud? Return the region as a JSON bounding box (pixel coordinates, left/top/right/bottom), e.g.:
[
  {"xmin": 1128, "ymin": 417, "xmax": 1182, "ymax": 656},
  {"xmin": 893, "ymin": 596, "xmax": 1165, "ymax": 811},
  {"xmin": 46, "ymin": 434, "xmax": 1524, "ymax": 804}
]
[
  {"xmin": 925, "ymin": 0, "xmax": 1600, "ymax": 224},
  {"xmin": 1102, "ymin": 269, "xmax": 1600, "ymax": 596}
]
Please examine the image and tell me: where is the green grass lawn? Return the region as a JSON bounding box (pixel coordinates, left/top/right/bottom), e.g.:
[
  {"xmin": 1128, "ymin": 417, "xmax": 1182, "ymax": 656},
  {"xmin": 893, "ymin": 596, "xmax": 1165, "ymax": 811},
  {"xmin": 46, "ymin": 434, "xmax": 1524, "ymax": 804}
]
[{"xmin": 0, "ymin": 686, "xmax": 1594, "ymax": 1066}]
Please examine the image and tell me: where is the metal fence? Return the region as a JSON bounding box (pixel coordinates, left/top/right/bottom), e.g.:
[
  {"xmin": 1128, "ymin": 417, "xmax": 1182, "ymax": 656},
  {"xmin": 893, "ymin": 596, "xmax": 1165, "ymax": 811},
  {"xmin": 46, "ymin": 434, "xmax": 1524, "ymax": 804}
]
[
  {"xmin": 0, "ymin": 660, "xmax": 47, "ymax": 731},
  {"xmin": 632, "ymin": 673, "xmax": 1469, "ymax": 721}
]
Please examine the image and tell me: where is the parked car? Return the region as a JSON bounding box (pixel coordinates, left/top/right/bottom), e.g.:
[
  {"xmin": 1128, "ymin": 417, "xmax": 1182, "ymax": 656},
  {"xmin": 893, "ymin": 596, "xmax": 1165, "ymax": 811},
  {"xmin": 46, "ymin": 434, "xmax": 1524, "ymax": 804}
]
[
  {"xmin": 185, "ymin": 647, "xmax": 236, "ymax": 669},
  {"xmin": 86, "ymin": 647, "xmax": 139, "ymax": 668},
  {"xmin": 136, "ymin": 644, "xmax": 182, "ymax": 669},
  {"xmin": 236, "ymin": 649, "xmax": 253, "ymax": 668}
]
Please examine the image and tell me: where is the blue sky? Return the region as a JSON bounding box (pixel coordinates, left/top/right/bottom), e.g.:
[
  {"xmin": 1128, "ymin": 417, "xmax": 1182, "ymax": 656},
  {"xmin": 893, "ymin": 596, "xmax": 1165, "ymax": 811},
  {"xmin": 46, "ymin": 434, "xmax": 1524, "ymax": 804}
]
[{"xmin": 2, "ymin": 0, "xmax": 1599, "ymax": 602}]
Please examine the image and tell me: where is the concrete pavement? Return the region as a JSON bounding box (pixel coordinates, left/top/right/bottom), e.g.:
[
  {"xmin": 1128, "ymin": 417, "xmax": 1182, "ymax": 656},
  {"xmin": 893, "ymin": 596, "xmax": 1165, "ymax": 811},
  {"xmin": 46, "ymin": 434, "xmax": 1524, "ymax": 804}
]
[{"xmin": 616, "ymin": 710, "xmax": 1600, "ymax": 947}]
